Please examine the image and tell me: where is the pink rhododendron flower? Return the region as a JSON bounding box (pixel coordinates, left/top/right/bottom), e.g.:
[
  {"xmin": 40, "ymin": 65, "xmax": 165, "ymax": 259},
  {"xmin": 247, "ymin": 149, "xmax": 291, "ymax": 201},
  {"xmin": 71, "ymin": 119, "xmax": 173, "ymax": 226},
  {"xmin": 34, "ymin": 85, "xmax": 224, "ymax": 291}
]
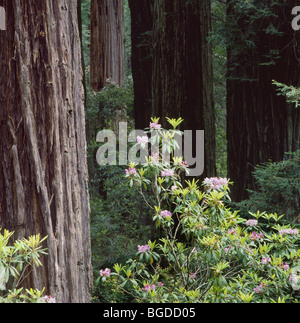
[
  {"xmin": 136, "ymin": 136, "xmax": 149, "ymax": 145},
  {"xmin": 246, "ymin": 219, "xmax": 258, "ymax": 227},
  {"xmin": 279, "ymin": 228, "xmax": 299, "ymax": 236},
  {"xmin": 289, "ymin": 274, "xmax": 298, "ymax": 282},
  {"xmin": 160, "ymin": 210, "xmax": 172, "ymax": 219},
  {"xmin": 125, "ymin": 167, "xmax": 137, "ymax": 176},
  {"xmin": 100, "ymin": 268, "xmax": 111, "ymax": 277},
  {"xmin": 42, "ymin": 295, "xmax": 56, "ymax": 303},
  {"xmin": 150, "ymin": 122, "xmax": 161, "ymax": 130},
  {"xmin": 142, "ymin": 284, "xmax": 156, "ymax": 292},
  {"xmin": 280, "ymin": 262, "xmax": 290, "ymax": 270},
  {"xmin": 203, "ymin": 177, "xmax": 228, "ymax": 190},
  {"xmin": 250, "ymin": 232, "xmax": 264, "ymax": 241},
  {"xmin": 261, "ymin": 257, "xmax": 271, "ymax": 264},
  {"xmin": 161, "ymin": 169, "xmax": 174, "ymax": 177},
  {"xmin": 254, "ymin": 283, "xmax": 265, "ymax": 294},
  {"xmin": 180, "ymin": 161, "xmax": 189, "ymax": 168},
  {"xmin": 138, "ymin": 245, "xmax": 151, "ymax": 253}
]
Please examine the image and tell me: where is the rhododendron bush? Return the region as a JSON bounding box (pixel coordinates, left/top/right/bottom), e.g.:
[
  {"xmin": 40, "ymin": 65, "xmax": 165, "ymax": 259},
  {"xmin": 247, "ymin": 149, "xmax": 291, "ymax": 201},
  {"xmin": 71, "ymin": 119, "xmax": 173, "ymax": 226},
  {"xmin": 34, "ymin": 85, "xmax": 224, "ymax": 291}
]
[
  {"xmin": 0, "ymin": 230, "xmax": 55, "ymax": 303},
  {"xmin": 97, "ymin": 119, "xmax": 300, "ymax": 303}
]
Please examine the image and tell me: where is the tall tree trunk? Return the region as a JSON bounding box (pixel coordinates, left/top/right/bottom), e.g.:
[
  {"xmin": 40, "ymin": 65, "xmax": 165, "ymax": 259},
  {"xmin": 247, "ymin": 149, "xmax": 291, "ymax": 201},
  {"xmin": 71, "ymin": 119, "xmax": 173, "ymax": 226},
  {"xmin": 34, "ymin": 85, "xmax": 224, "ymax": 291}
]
[
  {"xmin": 128, "ymin": 0, "xmax": 154, "ymax": 130},
  {"xmin": 90, "ymin": 0, "xmax": 125, "ymax": 91},
  {"xmin": 227, "ymin": 0, "xmax": 300, "ymax": 201},
  {"xmin": 151, "ymin": 0, "xmax": 216, "ymax": 177},
  {"xmin": 0, "ymin": 0, "xmax": 92, "ymax": 303},
  {"xmin": 129, "ymin": 0, "xmax": 216, "ymax": 177}
]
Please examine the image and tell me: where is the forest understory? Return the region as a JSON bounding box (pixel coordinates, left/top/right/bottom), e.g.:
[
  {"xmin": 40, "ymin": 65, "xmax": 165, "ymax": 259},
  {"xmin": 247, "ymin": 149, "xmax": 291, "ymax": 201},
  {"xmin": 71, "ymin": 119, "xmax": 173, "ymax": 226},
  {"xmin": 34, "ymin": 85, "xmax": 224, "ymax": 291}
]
[{"xmin": 0, "ymin": 0, "xmax": 299, "ymax": 304}]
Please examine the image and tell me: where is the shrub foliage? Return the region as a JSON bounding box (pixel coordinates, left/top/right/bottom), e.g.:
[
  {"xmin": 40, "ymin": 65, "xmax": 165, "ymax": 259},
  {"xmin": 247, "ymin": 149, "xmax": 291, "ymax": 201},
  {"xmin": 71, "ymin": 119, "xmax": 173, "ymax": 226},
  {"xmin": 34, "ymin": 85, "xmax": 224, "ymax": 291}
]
[{"xmin": 96, "ymin": 119, "xmax": 300, "ymax": 303}]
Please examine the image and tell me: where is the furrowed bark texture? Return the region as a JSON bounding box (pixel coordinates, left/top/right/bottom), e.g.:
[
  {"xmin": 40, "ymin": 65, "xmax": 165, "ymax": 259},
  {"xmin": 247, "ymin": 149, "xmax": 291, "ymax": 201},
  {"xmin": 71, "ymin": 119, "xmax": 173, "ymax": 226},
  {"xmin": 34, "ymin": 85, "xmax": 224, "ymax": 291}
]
[
  {"xmin": 227, "ymin": 1, "xmax": 300, "ymax": 201},
  {"xmin": 129, "ymin": 0, "xmax": 216, "ymax": 178},
  {"xmin": 0, "ymin": 0, "xmax": 92, "ymax": 303},
  {"xmin": 128, "ymin": 0, "xmax": 154, "ymax": 130},
  {"xmin": 153, "ymin": 0, "xmax": 216, "ymax": 177},
  {"xmin": 90, "ymin": 0, "xmax": 125, "ymax": 90}
]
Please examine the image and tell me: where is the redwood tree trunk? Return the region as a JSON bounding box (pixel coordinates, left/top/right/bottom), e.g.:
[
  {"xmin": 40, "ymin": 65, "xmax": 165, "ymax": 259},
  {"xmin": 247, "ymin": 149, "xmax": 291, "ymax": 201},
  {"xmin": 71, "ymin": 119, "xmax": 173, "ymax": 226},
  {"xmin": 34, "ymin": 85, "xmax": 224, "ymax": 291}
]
[
  {"xmin": 0, "ymin": 0, "xmax": 92, "ymax": 303},
  {"xmin": 151, "ymin": 0, "xmax": 216, "ymax": 177},
  {"xmin": 227, "ymin": 0, "xmax": 300, "ymax": 201},
  {"xmin": 128, "ymin": 0, "xmax": 154, "ymax": 130},
  {"xmin": 129, "ymin": 0, "xmax": 216, "ymax": 177},
  {"xmin": 90, "ymin": 0, "xmax": 125, "ymax": 91}
]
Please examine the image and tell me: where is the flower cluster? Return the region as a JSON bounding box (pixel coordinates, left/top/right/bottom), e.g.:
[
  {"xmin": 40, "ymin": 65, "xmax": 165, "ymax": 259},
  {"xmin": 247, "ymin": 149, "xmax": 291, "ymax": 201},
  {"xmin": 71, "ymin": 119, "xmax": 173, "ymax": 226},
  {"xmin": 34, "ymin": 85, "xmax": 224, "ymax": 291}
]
[
  {"xmin": 180, "ymin": 161, "xmax": 189, "ymax": 168},
  {"xmin": 203, "ymin": 177, "xmax": 228, "ymax": 190},
  {"xmin": 160, "ymin": 210, "xmax": 172, "ymax": 219},
  {"xmin": 250, "ymin": 232, "xmax": 264, "ymax": 241},
  {"xmin": 142, "ymin": 284, "xmax": 156, "ymax": 292},
  {"xmin": 254, "ymin": 283, "xmax": 266, "ymax": 294},
  {"xmin": 142, "ymin": 282, "xmax": 164, "ymax": 292},
  {"xmin": 289, "ymin": 273, "xmax": 299, "ymax": 282},
  {"xmin": 137, "ymin": 136, "xmax": 149, "ymax": 145},
  {"xmin": 261, "ymin": 257, "xmax": 271, "ymax": 265},
  {"xmin": 161, "ymin": 169, "xmax": 174, "ymax": 177},
  {"xmin": 42, "ymin": 295, "xmax": 56, "ymax": 303},
  {"xmin": 279, "ymin": 228, "xmax": 299, "ymax": 236},
  {"xmin": 125, "ymin": 167, "xmax": 137, "ymax": 176},
  {"xmin": 150, "ymin": 122, "xmax": 161, "ymax": 130},
  {"xmin": 280, "ymin": 262, "xmax": 290, "ymax": 270},
  {"xmin": 246, "ymin": 219, "xmax": 258, "ymax": 227},
  {"xmin": 100, "ymin": 268, "xmax": 111, "ymax": 277},
  {"xmin": 138, "ymin": 245, "xmax": 151, "ymax": 253}
]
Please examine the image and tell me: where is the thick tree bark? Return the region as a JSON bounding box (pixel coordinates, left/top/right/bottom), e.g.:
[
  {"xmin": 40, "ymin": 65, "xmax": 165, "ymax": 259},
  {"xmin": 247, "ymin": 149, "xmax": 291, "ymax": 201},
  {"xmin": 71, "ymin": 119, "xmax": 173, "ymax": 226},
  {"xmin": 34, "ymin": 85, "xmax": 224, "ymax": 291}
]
[
  {"xmin": 129, "ymin": 0, "xmax": 216, "ymax": 177},
  {"xmin": 227, "ymin": 0, "xmax": 300, "ymax": 201},
  {"xmin": 128, "ymin": 0, "xmax": 154, "ymax": 130},
  {"xmin": 151, "ymin": 0, "xmax": 216, "ymax": 177},
  {"xmin": 90, "ymin": 0, "xmax": 125, "ymax": 91},
  {"xmin": 0, "ymin": 0, "xmax": 92, "ymax": 303}
]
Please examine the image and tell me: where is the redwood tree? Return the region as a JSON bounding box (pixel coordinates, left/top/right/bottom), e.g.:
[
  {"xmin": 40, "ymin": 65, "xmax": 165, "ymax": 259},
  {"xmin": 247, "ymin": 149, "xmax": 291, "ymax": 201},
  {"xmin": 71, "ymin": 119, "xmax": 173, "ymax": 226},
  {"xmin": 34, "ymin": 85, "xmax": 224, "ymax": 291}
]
[
  {"xmin": 128, "ymin": 0, "xmax": 154, "ymax": 130},
  {"xmin": 0, "ymin": 0, "xmax": 92, "ymax": 303},
  {"xmin": 153, "ymin": 0, "xmax": 216, "ymax": 177},
  {"xmin": 226, "ymin": 0, "xmax": 300, "ymax": 201},
  {"xmin": 129, "ymin": 0, "xmax": 216, "ymax": 177},
  {"xmin": 90, "ymin": 0, "xmax": 125, "ymax": 91}
]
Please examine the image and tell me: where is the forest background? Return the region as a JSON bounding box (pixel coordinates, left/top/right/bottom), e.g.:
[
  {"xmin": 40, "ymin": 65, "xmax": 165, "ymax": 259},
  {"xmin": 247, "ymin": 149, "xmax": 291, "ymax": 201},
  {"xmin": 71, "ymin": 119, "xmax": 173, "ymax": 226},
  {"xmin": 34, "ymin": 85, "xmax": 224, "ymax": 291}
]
[
  {"xmin": 80, "ymin": 0, "xmax": 300, "ymax": 302},
  {"xmin": 0, "ymin": 0, "xmax": 299, "ymax": 303}
]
